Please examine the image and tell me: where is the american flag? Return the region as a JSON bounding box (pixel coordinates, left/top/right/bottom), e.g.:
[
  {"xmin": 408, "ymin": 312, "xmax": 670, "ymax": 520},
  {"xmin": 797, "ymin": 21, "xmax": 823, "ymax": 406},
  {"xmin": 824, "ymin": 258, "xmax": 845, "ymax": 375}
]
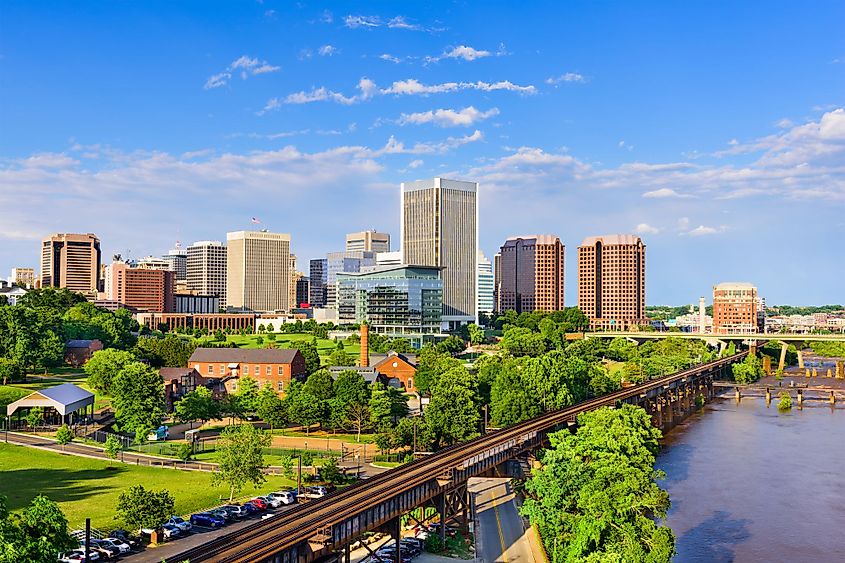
[{"xmin": 251, "ymin": 217, "xmax": 261, "ymax": 224}]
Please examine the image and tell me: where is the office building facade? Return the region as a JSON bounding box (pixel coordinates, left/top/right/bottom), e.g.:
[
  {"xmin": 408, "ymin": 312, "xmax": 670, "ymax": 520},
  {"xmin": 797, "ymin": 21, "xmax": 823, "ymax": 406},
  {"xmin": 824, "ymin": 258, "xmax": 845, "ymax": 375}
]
[
  {"xmin": 498, "ymin": 235, "xmax": 565, "ymax": 313},
  {"xmin": 163, "ymin": 245, "xmax": 187, "ymax": 282},
  {"xmin": 309, "ymin": 258, "xmax": 328, "ymax": 308},
  {"xmin": 713, "ymin": 282, "xmax": 759, "ymax": 334},
  {"xmin": 296, "ymin": 276, "xmax": 310, "ymax": 307},
  {"xmin": 9, "ymin": 268, "xmax": 36, "ymax": 288},
  {"xmin": 325, "ymin": 250, "xmax": 377, "ymax": 307},
  {"xmin": 106, "ymin": 261, "xmax": 175, "ymax": 313},
  {"xmin": 40, "ymin": 233, "xmax": 101, "ymax": 294},
  {"xmin": 337, "ymin": 265, "xmax": 443, "ymax": 347},
  {"xmin": 226, "ymin": 230, "xmax": 291, "ymax": 313},
  {"xmin": 577, "ymin": 234, "xmax": 646, "ymax": 330},
  {"xmin": 477, "ymin": 252, "xmax": 495, "ymax": 315},
  {"xmin": 346, "ymin": 230, "xmax": 391, "ymax": 253},
  {"xmin": 186, "ymin": 241, "xmax": 227, "ymax": 308},
  {"xmin": 401, "ymin": 177, "xmax": 478, "ymax": 328}
]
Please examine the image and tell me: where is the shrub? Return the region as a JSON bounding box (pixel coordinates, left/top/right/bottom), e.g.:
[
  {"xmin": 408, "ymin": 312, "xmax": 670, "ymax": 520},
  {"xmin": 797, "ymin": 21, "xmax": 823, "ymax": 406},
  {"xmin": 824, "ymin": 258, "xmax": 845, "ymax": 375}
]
[{"xmin": 778, "ymin": 392, "xmax": 793, "ymax": 411}]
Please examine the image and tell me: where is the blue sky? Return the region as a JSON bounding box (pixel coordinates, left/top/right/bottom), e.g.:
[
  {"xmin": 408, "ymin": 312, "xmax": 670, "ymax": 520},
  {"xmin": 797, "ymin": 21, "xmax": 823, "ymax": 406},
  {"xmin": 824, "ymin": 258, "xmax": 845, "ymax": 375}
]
[{"xmin": 1, "ymin": 1, "xmax": 843, "ymax": 305}]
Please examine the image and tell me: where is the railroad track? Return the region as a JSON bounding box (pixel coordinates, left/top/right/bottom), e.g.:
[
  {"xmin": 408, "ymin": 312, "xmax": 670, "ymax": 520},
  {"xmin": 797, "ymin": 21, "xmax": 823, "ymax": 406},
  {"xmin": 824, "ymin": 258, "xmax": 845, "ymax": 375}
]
[{"xmin": 172, "ymin": 352, "xmax": 745, "ymax": 563}]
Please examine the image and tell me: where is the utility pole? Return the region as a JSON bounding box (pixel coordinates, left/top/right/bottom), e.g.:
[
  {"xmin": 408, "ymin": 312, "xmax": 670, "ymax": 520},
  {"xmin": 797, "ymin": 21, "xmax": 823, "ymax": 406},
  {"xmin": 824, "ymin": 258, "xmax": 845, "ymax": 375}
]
[
  {"xmin": 84, "ymin": 518, "xmax": 91, "ymax": 563},
  {"xmin": 297, "ymin": 455, "xmax": 302, "ymax": 494}
]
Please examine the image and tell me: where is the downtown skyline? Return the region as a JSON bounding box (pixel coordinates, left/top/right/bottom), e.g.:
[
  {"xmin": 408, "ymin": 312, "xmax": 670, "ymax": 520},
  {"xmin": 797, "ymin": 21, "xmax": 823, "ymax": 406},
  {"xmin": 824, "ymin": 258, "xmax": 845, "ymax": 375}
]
[{"xmin": 1, "ymin": 1, "xmax": 844, "ymax": 305}]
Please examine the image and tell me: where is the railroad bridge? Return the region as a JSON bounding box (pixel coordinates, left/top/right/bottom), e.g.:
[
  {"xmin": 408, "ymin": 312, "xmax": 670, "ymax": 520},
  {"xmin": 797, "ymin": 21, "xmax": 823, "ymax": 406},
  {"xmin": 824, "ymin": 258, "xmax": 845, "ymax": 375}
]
[{"xmin": 172, "ymin": 352, "xmax": 747, "ymax": 563}]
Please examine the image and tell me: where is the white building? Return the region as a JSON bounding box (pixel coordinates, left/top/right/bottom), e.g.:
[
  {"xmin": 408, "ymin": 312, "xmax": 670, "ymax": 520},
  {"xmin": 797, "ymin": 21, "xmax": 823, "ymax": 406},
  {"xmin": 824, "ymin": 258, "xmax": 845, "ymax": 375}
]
[
  {"xmin": 186, "ymin": 241, "xmax": 228, "ymax": 308},
  {"xmin": 346, "ymin": 231, "xmax": 391, "ymax": 253},
  {"xmin": 226, "ymin": 231, "xmax": 292, "ymax": 313},
  {"xmin": 477, "ymin": 251, "xmax": 495, "ymax": 315},
  {"xmin": 401, "ymin": 177, "xmax": 478, "ymax": 329}
]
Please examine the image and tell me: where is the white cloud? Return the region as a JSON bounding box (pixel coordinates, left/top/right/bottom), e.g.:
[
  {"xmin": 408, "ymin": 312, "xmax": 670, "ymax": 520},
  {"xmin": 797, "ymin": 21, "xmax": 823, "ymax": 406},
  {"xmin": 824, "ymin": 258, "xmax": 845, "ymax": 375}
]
[
  {"xmin": 204, "ymin": 55, "xmax": 279, "ymax": 89},
  {"xmin": 343, "ymin": 14, "xmax": 439, "ymax": 32},
  {"xmin": 408, "ymin": 159, "xmax": 424, "ymax": 169},
  {"xmin": 279, "ymin": 78, "xmax": 376, "ymax": 108},
  {"xmin": 685, "ymin": 225, "xmax": 726, "ymax": 236},
  {"xmin": 396, "ymin": 106, "xmax": 500, "ymax": 127},
  {"xmin": 318, "ymin": 45, "xmax": 339, "ymax": 56},
  {"xmin": 387, "ymin": 16, "xmax": 421, "ymax": 30},
  {"xmin": 371, "ymin": 130, "xmax": 484, "ymax": 156},
  {"xmin": 320, "ymin": 10, "xmax": 333, "ymax": 23},
  {"xmin": 427, "ymin": 45, "xmax": 492, "ymax": 63},
  {"xmin": 545, "ymin": 72, "xmax": 585, "ymax": 84},
  {"xmin": 379, "ymin": 54, "xmax": 401, "ymax": 63},
  {"xmin": 775, "ymin": 118, "xmax": 793, "ymax": 129},
  {"xmin": 642, "ymin": 188, "xmax": 683, "ymax": 198},
  {"xmin": 344, "ymin": 15, "xmax": 381, "ymax": 28},
  {"xmin": 634, "ymin": 223, "xmax": 660, "ymax": 235},
  {"xmin": 618, "ymin": 140, "xmax": 634, "ymax": 151}
]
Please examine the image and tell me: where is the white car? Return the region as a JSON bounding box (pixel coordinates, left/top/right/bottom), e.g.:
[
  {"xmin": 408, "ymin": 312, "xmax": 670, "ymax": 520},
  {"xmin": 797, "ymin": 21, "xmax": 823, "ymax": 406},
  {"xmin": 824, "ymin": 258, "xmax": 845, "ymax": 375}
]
[
  {"xmin": 99, "ymin": 538, "xmax": 131, "ymax": 554},
  {"xmin": 165, "ymin": 515, "xmax": 193, "ymax": 533},
  {"xmin": 269, "ymin": 491, "xmax": 296, "ymax": 505},
  {"xmin": 255, "ymin": 495, "xmax": 282, "ymax": 508},
  {"xmin": 59, "ymin": 549, "xmax": 101, "ymax": 562}
]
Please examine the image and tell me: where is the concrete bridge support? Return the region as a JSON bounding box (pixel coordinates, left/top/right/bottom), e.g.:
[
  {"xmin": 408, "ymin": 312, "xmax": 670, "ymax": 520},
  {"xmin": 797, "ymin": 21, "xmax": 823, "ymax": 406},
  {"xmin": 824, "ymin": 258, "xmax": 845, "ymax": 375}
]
[
  {"xmin": 837, "ymin": 361, "xmax": 844, "ymax": 380},
  {"xmin": 798, "ymin": 350, "xmax": 805, "ymax": 370},
  {"xmin": 762, "ymin": 355, "xmax": 772, "ymax": 375},
  {"xmin": 778, "ymin": 342, "xmax": 788, "ymax": 373}
]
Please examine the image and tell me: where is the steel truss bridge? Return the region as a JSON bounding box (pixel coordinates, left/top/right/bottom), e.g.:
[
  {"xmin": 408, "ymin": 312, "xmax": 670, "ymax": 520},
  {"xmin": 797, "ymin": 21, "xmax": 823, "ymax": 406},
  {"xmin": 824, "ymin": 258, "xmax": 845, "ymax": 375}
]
[{"xmin": 171, "ymin": 352, "xmax": 747, "ymax": 563}]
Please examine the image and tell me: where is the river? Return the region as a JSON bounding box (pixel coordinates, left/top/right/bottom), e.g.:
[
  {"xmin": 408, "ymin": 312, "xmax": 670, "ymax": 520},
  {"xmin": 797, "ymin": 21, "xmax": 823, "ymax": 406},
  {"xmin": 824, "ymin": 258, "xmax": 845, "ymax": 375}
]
[{"xmin": 656, "ymin": 396, "xmax": 845, "ymax": 561}]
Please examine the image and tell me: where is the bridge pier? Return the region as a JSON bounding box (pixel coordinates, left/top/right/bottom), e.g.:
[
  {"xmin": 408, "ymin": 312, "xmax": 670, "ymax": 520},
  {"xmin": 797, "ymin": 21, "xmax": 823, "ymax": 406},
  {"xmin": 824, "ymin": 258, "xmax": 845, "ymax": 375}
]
[
  {"xmin": 798, "ymin": 350, "xmax": 805, "ymax": 369},
  {"xmin": 762, "ymin": 355, "xmax": 772, "ymax": 375},
  {"xmin": 778, "ymin": 342, "xmax": 788, "ymax": 373},
  {"xmin": 838, "ymin": 361, "xmax": 844, "ymax": 380}
]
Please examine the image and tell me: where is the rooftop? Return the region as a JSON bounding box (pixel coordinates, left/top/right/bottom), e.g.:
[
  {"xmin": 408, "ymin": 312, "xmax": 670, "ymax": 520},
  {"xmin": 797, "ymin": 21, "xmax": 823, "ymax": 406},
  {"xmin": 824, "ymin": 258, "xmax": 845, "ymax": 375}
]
[
  {"xmin": 580, "ymin": 234, "xmax": 644, "ymax": 247},
  {"xmin": 189, "ymin": 347, "xmax": 300, "ymax": 364}
]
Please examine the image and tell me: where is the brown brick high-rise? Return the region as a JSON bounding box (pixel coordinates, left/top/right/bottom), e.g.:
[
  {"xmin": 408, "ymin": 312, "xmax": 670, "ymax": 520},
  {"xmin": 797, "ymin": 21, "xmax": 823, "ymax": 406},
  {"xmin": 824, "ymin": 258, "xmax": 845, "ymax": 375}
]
[
  {"xmin": 40, "ymin": 233, "xmax": 101, "ymax": 294},
  {"xmin": 578, "ymin": 234, "xmax": 646, "ymax": 330},
  {"xmin": 497, "ymin": 235, "xmax": 565, "ymax": 313}
]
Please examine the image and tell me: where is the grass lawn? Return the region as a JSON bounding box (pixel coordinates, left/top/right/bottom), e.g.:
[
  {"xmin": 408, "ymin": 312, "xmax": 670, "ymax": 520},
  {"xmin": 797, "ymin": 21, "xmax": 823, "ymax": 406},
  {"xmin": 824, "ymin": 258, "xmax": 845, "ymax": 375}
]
[
  {"xmin": 275, "ymin": 429, "xmax": 377, "ymax": 444},
  {"xmin": 189, "ymin": 333, "xmax": 361, "ymax": 364},
  {"xmin": 0, "ymin": 443, "xmax": 296, "ymax": 531},
  {"xmin": 0, "ymin": 386, "xmax": 29, "ymax": 409}
]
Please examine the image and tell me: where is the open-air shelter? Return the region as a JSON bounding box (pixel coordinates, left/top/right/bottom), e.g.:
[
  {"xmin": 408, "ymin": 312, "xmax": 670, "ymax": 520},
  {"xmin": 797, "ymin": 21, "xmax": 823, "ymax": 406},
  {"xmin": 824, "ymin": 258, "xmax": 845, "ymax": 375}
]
[{"xmin": 5, "ymin": 383, "xmax": 95, "ymax": 426}]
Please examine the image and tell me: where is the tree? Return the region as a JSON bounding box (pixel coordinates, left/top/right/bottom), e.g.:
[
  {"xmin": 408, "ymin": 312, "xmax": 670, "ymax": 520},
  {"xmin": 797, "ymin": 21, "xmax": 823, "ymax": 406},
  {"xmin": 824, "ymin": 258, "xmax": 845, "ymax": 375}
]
[
  {"xmin": 320, "ymin": 456, "xmax": 345, "ymax": 484},
  {"xmin": 327, "ymin": 348, "xmax": 355, "ymax": 367},
  {"xmin": 16, "ymin": 287, "xmax": 85, "ymax": 313},
  {"xmin": 369, "ymin": 384, "xmax": 409, "ymax": 431},
  {"xmin": 500, "ymin": 327, "xmax": 547, "ymax": 357},
  {"xmin": 234, "ymin": 376, "xmax": 260, "ymax": 416},
  {"xmin": 521, "ymin": 405, "xmax": 674, "ymax": 563},
  {"xmin": 212, "ymin": 424, "xmax": 271, "ymax": 501},
  {"xmin": 290, "ymin": 341, "xmax": 321, "ymax": 375},
  {"xmin": 83, "ymin": 348, "xmax": 137, "ymax": 394},
  {"xmin": 256, "ymin": 383, "xmax": 286, "ymax": 428},
  {"xmin": 175, "ymin": 387, "xmax": 220, "ymax": 427},
  {"xmin": 115, "ymin": 485, "xmax": 175, "ymax": 534},
  {"xmin": 343, "ymin": 402, "xmax": 372, "ymax": 442},
  {"xmin": 731, "ymin": 354, "xmax": 764, "ymax": 384},
  {"xmin": 490, "ymin": 358, "xmax": 541, "ymax": 426},
  {"xmin": 283, "ymin": 381, "xmax": 324, "ymax": 433},
  {"xmin": 0, "ymin": 495, "xmax": 77, "ymax": 563},
  {"xmin": 24, "ymin": 407, "xmax": 44, "ymax": 429},
  {"xmin": 303, "ymin": 369, "xmax": 335, "ymax": 401},
  {"xmin": 414, "ymin": 345, "xmax": 462, "ymax": 394},
  {"xmin": 55, "ymin": 424, "xmax": 73, "ymax": 446},
  {"xmin": 111, "ymin": 362, "xmax": 166, "ymax": 438},
  {"xmin": 467, "ymin": 323, "xmax": 485, "ymax": 346},
  {"xmin": 133, "ymin": 334, "xmax": 197, "ymax": 368},
  {"xmin": 435, "ymin": 335, "xmax": 466, "ymax": 355},
  {"xmin": 104, "ymin": 434, "xmax": 123, "ymax": 462},
  {"xmin": 0, "ymin": 358, "xmax": 23, "ymax": 385},
  {"xmin": 333, "ymin": 370, "xmax": 371, "ymax": 406},
  {"xmin": 423, "ymin": 367, "xmax": 480, "ymax": 449}
]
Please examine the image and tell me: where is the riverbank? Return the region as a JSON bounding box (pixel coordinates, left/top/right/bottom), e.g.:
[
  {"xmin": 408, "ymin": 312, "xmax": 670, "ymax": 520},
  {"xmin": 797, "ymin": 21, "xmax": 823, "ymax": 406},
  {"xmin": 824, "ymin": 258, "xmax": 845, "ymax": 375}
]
[{"xmin": 657, "ymin": 396, "xmax": 844, "ymax": 562}]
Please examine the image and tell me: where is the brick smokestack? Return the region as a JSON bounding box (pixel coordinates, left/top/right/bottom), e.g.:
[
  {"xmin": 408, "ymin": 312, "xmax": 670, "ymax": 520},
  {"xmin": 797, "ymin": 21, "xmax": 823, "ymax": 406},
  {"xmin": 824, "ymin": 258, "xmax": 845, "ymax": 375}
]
[{"xmin": 359, "ymin": 323, "xmax": 369, "ymax": 367}]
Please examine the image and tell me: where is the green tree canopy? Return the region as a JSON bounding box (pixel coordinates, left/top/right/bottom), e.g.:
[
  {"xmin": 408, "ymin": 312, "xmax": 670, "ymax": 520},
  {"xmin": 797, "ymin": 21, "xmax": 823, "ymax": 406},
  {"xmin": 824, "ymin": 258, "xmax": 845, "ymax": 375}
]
[
  {"xmin": 290, "ymin": 340, "xmax": 321, "ymax": 375},
  {"xmin": 255, "ymin": 383, "xmax": 286, "ymax": 428},
  {"xmin": 368, "ymin": 384, "xmax": 409, "ymax": 431},
  {"xmin": 303, "ymin": 368, "xmax": 335, "ymax": 401},
  {"xmin": 333, "ymin": 370, "xmax": 371, "ymax": 406},
  {"xmin": 423, "ymin": 366, "xmax": 480, "ymax": 450},
  {"xmin": 111, "ymin": 362, "xmax": 166, "ymax": 438},
  {"xmin": 83, "ymin": 348, "xmax": 137, "ymax": 394},
  {"xmin": 0, "ymin": 494, "xmax": 77, "ymax": 563},
  {"xmin": 175, "ymin": 386, "xmax": 221, "ymax": 426},
  {"xmin": 211, "ymin": 424, "xmax": 271, "ymax": 501},
  {"xmin": 327, "ymin": 348, "xmax": 356, "ymax": 367},
  {"xmin": 115, "ymin": 485, "xmax": 175, "ymax": 533}
]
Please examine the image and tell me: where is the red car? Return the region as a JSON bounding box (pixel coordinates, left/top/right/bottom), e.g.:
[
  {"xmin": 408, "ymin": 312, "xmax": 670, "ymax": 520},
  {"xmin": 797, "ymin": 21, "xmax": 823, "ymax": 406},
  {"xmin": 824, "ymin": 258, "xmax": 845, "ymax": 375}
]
[{"xmin": 248, "ymin": 498, "xmax": 268, "ymax": 510}]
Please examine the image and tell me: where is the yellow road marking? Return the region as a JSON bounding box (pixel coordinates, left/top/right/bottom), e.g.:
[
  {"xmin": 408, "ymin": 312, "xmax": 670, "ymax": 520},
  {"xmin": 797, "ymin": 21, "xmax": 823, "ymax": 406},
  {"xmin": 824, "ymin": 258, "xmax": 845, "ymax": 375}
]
[{"xmin": 489, "ymin": 485, "xmax": 509, "ymax": 563}]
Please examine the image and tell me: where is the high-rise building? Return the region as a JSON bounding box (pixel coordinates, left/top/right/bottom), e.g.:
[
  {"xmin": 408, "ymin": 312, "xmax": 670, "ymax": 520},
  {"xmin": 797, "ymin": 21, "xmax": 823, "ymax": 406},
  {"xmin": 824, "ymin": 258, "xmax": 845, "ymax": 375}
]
[
  {"xmin": 289, "ymin": 255, "xmax": 299, "ymax": 311},
  {"xmin": 296, "ymin": 276, "xmax": 310, "ymax": 307},
  {"xmin": 186, "ymin": 241, "xmax": 227, "ymax": 308},
  {"xmin": 309, "ymin": 258, "xmax": 328, "ymax": 308},
  {"xmin": 376, "ymin": 251, "xmax": 403, "ymax": 267},
  {"xmin": 337, "ymin": 265, "xmax": 443, "ymax": 347},
  {"xmin": 325, "ymin": 250, "xmax": 377, "ymax": 307},
  {"xmin": 712, "ymin": 282, "xmax": 759, "ymax": 334},
  {"xmin": 226, "ymin": 230, "xmax": 291, "ymax": 313},
  {"xmin": 9, "ymin": 268, "xmax": 35, "ymax": 288},
  {"xmin": 137, "ymin": 256, "xmax": 171, "ymax": 270},
  {"xmin": 401, "ymin": 177, "xmax": 478, "ymax": 328},
  {"xmin": 477, "ymin": 252, "xmax": 495, "ymax": 315},
  {"xmin": 162, "ymin": 244, "xmax": 187, "ymax": 282},
  {"xmin": 498, "ymin": 235, "xmax": 565, "ymax": 313},
  {"xmin": 493, "ymin": 252, "xmax": 501, "ymax": 310},
  {"xmin": 577, "ymin": 234, "xmax": 646, "ymax": 330},
  {"xmin": 346, "ymin": 230, "xmax": 391, "ymax": 253},
  {"xmin": 105, "ymin": 261, "xmax": 175, "ymax": 312},
  {"xmin": 40, "ymin": 233, "xmax": 101, "ymax": 294}
]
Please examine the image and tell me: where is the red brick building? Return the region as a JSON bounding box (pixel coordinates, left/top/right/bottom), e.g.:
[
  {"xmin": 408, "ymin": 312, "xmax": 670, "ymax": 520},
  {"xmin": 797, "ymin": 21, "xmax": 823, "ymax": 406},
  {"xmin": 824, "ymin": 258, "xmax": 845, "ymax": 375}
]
[
  {"xmin": 187, "ymin": 348, "xmax": 307, "ymax": 396},
  {"xmin": 64, "ymin": 339, "xmax": 103, "ymax": 367},
  {"xmin": 371, "ymin": 352, "xmax": 419, "ymax": 393}
]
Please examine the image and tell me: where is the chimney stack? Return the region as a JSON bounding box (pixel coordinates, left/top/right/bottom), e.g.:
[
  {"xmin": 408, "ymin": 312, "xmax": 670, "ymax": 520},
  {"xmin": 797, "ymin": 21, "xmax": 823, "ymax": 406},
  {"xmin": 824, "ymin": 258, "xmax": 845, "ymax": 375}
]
[
  {"xmin": 699, "ymin": 297, "xmax": 706, "ymax": 333},
  {"xmin": 359, "ymin": 323, "xmax": 369, "ymax": 367}
]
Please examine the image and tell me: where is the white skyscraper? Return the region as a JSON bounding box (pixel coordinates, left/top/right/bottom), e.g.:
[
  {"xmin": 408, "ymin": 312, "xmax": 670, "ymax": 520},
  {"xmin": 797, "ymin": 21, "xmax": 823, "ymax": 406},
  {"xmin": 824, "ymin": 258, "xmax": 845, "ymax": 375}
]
[
  {"xmin": 477, "ymin": 251, "xmax": 495, "ymax": 315},
  {"xmin": 401, "ymin": 177, "xmax": 478, "ymax": 328},
  {"xmin": 186, "ymin": 240, "xmax": 227, "ymax": 308}
]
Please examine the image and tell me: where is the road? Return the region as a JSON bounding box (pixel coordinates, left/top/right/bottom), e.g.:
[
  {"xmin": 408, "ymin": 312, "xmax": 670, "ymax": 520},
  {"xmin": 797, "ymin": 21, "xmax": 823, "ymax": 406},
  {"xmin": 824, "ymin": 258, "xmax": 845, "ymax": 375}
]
[{"xmin": 470, "ymin": 477, "xmax": 541, "ymax": 563}]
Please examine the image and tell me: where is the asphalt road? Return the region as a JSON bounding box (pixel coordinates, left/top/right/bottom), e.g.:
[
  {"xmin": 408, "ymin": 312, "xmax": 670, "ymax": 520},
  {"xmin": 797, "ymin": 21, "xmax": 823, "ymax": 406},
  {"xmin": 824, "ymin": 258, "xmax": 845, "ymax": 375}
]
[{"xmin": 470, "ymin": 477, "xmax": 538, "ymax": 563}]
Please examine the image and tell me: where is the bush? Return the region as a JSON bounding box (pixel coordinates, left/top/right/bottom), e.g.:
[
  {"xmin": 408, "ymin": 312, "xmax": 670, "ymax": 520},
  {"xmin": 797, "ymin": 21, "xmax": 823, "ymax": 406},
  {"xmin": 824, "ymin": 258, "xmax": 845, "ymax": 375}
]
[
  {"xmin": 778, "ymin": 392, "xmax": 793, "ymax": 411},
  {"xmin": 55, "ymin": 424, "xmax": 73, "ymax": 445},
  {"xmin": 424, "ymin": 533, "xmax": 445, "ymax": 553},
  {"xmin": 177, "ymin": 442, "xmax": 193, "ymax": 462}
]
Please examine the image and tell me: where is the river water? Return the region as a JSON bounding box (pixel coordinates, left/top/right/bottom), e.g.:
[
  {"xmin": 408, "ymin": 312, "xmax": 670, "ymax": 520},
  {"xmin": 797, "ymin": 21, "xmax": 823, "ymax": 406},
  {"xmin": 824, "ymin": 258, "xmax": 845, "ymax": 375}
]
[{"xmin": 656, "ymin": 396, "xmax": 845, "ymax": 562}]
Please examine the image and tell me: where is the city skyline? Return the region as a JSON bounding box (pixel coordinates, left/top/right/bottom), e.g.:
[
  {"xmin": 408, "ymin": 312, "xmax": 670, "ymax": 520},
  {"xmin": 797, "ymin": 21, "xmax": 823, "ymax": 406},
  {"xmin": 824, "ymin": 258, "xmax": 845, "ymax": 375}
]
[{"xmin": 1, "ymin": 1, "xmax": 844, "ymax": 305}]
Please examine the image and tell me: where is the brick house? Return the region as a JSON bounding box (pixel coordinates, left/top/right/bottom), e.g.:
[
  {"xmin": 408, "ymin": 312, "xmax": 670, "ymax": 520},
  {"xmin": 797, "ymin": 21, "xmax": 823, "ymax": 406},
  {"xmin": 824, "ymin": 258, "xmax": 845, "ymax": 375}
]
[
  {"xmin": 187, "ymin": 348, "xmax": 307, "ymax": 396},
  {"xmin": 159, "ymin": 367, "xmax": 228, "ymax": 411},
  {"xmin": 64, "ymin": 339, "xmax": 104, "ymax": 367},
  {"xmin": 371, "ymin": 351, "xmax": 419, "ymax": 393}
]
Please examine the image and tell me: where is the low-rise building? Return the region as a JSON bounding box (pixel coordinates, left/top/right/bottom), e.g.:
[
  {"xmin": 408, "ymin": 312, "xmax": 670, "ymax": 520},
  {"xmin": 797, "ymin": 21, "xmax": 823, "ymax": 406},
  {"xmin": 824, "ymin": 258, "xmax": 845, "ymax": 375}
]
[
  {"xmin": 187, "ymin": 348, "xmax": 307, "ymax": 396},
  {"xmin": 64, "ymin": 339, "xmax": 104, "ymax": 367},
  {"xmin": 328, "ymin": 351, "xmax": 420, "ymax": 394},
  {"xmin": 136, "ymin": 312, "xmax": 256, "ymax": 332},
  {"xmin": 0, "ymin": 285, "xmax": 27, "ymax": 306},
  {"xmin": 160, "ymin": 367, "xmax": 227, "ymax": 411}
]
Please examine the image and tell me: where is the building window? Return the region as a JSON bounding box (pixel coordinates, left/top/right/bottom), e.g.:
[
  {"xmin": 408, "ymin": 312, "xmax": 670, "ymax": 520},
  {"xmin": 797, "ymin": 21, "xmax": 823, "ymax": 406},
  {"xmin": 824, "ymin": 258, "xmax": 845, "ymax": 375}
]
[
  {"xmin": 219, "ymin": 364, "xmax": 225, "ymax": 374},
  {"xmin": 266, "ymin": 366, "xmax": 271, "ymax": 375},
  {"xmin": 207, "ymin": 365, "xmax": 213, "ymax": 375},
  {"xmin": 277, "ymin": 381, "xmax": 284, "ymax": 392},
  {"xmin": 231, "ymin": 381, "xmax": 237, "ymax": 391},
  {"xmin": 243, "ymin": 365, "xmax": 249, "ymax": 375},
  {"xmin": 278, "ymin": 366, "xmax": 283, "ymax": 375},
  {"xmin": 408, "ymin": 377, "xmax": 413, "ymax": 389}
]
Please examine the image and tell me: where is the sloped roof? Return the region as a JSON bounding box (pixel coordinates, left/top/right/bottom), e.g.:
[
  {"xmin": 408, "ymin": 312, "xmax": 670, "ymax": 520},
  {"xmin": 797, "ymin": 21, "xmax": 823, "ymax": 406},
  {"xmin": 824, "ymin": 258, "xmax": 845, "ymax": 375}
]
[
  {"xmin": 65, "ymin": 339, "xmax": 101, "ymax": 348},
  {"xmin": 371, "ymin": 351, "xmax": 418, "ymax": 369},
  {"xmin": 189, "ymin": 347, "xmax": 301, "ymax": 364},
  {"xmin": 160, "ymin": 367, "xmax": 197, "ymax": 379},
  {"xmin": 6, "ymin": 383, "xmax": 94, "ymax": 417}
]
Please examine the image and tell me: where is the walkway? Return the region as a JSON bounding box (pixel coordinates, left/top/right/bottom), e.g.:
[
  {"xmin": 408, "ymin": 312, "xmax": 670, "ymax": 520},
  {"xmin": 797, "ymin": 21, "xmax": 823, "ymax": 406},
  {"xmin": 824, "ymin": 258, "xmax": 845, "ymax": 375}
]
[{"xmin": 471, "ymin": 477, "xmax": 543, "ymax": 563}]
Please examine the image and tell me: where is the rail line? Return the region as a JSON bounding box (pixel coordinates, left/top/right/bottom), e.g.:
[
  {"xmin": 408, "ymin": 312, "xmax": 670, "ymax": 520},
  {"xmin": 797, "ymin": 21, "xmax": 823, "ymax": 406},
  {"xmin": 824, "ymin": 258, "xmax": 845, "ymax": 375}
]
[{"xmin": 173, "ymin": 352, "xmax": 745, "ymax": 563}]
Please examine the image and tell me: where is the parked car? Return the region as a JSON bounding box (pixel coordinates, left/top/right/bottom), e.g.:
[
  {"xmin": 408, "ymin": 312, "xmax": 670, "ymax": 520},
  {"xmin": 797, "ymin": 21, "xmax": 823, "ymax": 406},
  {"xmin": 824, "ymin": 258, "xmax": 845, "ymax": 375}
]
[
  {"xmin": 268, "ymin": 490, "xmax": 296, "ymax": 505},
  {"xmin": 190, "ymin": 512, "xmax": 225, "ymax": 528},
  {"xmin": 248, "ymin": 497, "xmax": 268, "ymax": 510},
  {"xmin": 161, "ymin": 523, "xmax": 181, "ymax": 539},
  {"xmin": 97, "ymin": 538, "xmax": 132, "ymax": 555},
  {"xmin": 400, "ymin": 538, "xmax": 423, "ymax": 556},
  {"xmin": 107, "ymin": 530, "xmax": 139, "ymax": 549},
  {"xmin": 219, "ymin": 504, "xmax": 249, "ymax": 519},
  {"xmin": 239, "ymin": 502, "xmax": 260, "ymax": 515},
  {"xmin": 58, "ymin": 549, "xmax": 101, "ymax": 562},
  {"xmin": 298, "ymin": 486, "xmax": 328, "ymax": 500},
  {"xmin": 164, "ymin": 515, "xmax": 193, "ymax": 533},
  {"xmin": 254, "ymin": 495, "xmax": 282, "ymax": 508},
  {"xmin": 88, "ymin": 540, "xmax": 120, "ymax": 560},
  {"xmin": 210, "ymin": 508, "xmax": 234, "ymax": 522}
]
